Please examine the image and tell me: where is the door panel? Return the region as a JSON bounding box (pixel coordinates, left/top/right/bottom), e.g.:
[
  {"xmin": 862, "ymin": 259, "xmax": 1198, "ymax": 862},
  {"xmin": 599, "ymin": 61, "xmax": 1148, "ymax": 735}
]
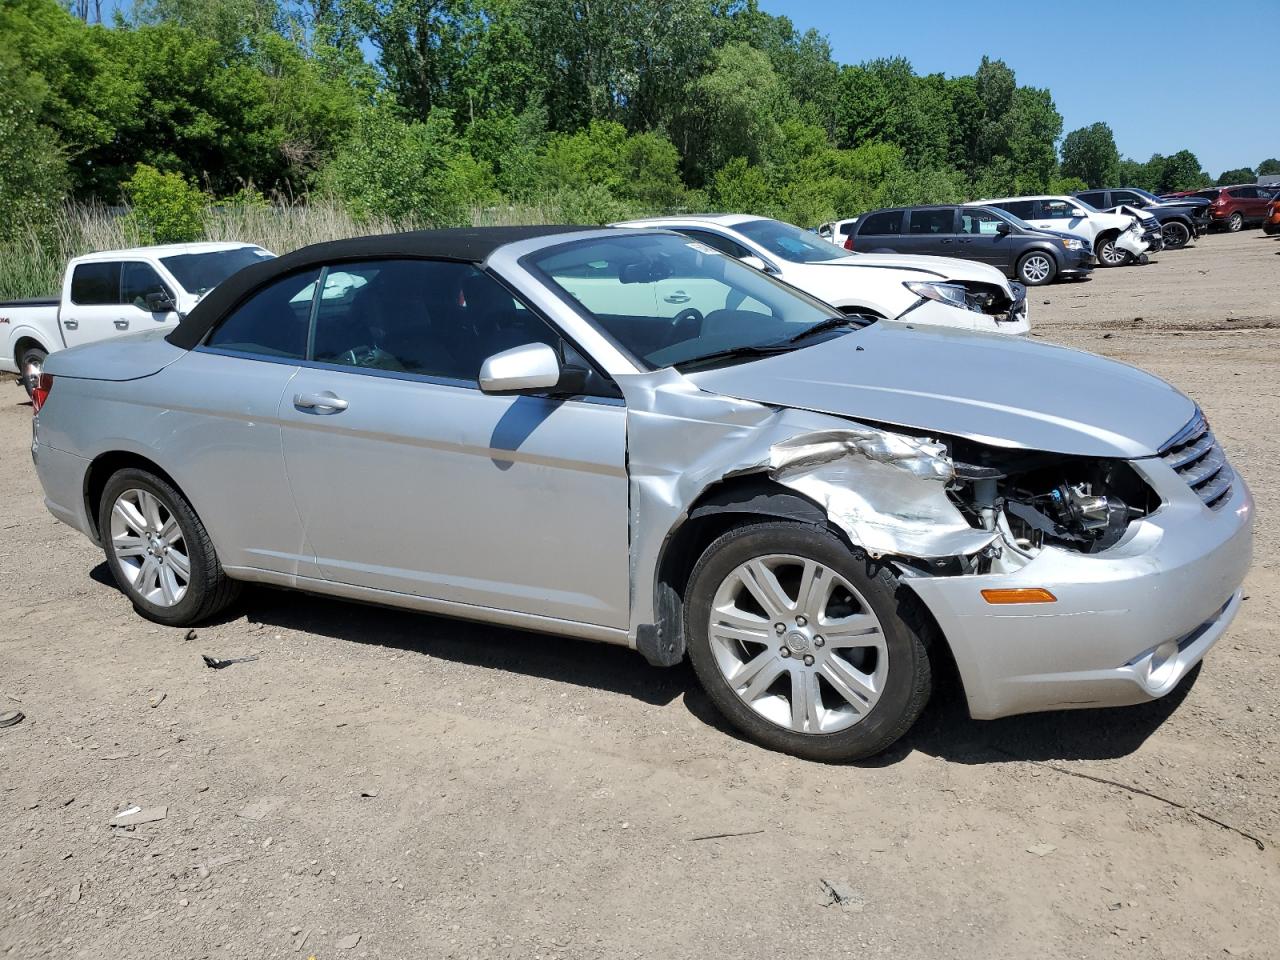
[
  {"xmin": 278, "ymin": 368, "xmax": 630, "ymax": 628},
  {"xmin": 156, "ymin": 350, "xmax": 307, "ymax": 575},
  {"xmin": 957, "ymin": 208, "xmax": 1014, "ymax": 271},
  {"xmin": 63, "ymin": 260, "xmax": 178, "ymax": 348}
]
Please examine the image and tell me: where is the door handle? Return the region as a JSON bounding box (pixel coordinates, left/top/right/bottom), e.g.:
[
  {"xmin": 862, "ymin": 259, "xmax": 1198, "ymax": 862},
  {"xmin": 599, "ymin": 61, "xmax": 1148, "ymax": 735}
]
[
  {"xmin": 939, "ymin": 239, "xmax": 954, "ymax": 244},
  {"xmin": 664, "ymin": 292, "xmax": 691, "ymax": 304},
  {"xmin": 63, "ymin": 319, "xmax": 78, "ymax": 330},
  {"xmin": 114, "ymin": 319, "xmax": 130, "ymax": 330},
  {"xmin": 294, "ymin": 391, "xmax": 349, "ymax": 414}
]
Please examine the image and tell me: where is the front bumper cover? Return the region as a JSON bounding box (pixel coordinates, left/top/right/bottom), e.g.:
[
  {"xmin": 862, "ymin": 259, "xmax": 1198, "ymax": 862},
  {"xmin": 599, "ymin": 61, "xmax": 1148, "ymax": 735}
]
[{"xmin": 903, "ymin": 457, "xmax": 1253, "ymax": 720}]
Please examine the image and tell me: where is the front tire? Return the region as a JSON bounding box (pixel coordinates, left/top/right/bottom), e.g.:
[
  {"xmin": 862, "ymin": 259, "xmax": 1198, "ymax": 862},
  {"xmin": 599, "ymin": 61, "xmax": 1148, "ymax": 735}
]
[
  {"xmin": 1161, "ymin": 220, "xmax": 1192, "ymax": 249},
  {"xmin": 18, "ymin": 346, "xmax": 46, "ymax": 399},
  {"xmin": 1227, "ymin": 212, "xmax": 1244, "ymax": 232},
  {"xmin": 1095, "ymin": 233, "xmax": 1127, "ymax": 267},
  {"xmin": 684, "ymin": 521, "xmax": 933, "ymax": 762},
  {"xmin": 1017, "ymin": 251, "xmax": 1057, "ymax": 286},
  {"xmin": 98, "ymin": 468, "xmax": 240, "ymax": 626}
]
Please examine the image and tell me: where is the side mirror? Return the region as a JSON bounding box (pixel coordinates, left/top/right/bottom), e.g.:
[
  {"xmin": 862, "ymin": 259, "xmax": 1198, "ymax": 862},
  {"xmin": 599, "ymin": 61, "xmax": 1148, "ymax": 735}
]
[
  {"xmin": 995, "ymin": 221, "xmax": 1011, "ymax": 235},
  {"xmin": 1070, "ymin": 208, "xmax": 1087, "ymax": 218},
  {"xmin": 739, "ymin": 255, "xmax": 779, "ymax": 274},
  {"xmin": 145, "ymin": 291, "xmax": 176, "ymax": 313},
  {"xmin": 479, "ymin": 342, "xmax": 566, "ymax": 396}
]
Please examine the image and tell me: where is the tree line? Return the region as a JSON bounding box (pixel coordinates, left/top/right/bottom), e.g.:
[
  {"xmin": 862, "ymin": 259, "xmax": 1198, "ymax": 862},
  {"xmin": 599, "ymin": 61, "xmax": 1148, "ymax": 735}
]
[{"xmin": 2, "ymin": 0, "xmax": 1272, "ymax": 246}]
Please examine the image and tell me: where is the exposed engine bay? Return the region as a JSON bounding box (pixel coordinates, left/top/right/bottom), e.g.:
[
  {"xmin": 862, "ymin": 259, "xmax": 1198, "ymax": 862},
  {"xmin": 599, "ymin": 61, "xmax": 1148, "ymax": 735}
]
[{"xmin": 946, "ymin": 438, "xmax": 1159, "ymax": 561}]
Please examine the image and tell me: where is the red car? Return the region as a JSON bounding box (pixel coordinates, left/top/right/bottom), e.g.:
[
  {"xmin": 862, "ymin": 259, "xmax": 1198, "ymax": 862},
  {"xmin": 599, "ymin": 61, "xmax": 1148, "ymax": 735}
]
[{"xmin": 1192, "ymin": 185, "xmax": 1273, "ymax": 231}]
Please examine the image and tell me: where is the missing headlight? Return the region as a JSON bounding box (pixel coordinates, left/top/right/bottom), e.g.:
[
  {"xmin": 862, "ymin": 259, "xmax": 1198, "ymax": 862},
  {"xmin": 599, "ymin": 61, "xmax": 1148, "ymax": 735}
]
[{"xmin": 947, "ymin": 444, "xmax": 1158, "ymax": 555}]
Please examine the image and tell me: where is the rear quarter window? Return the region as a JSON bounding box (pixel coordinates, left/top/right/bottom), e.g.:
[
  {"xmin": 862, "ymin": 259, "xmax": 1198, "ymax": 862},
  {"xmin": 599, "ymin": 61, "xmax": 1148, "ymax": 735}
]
[
  {"xmin": 857, "ymin": 211, "xmax": 903, "ymax": 236},
  {"xmin": 70, "ymin": 261, "xmax": 122, "ymax": 305},
  {"xmin": 204, "ymin": 268, "xmax": 321, "ymax": 359}
]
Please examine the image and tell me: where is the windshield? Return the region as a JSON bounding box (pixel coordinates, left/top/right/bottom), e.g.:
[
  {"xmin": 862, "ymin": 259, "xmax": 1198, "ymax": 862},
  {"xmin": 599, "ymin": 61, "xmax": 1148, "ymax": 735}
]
[
  {"xmin": 526, "ymin": 233, "xmax": 848, "ymax": 370},
  {"xmin": 161, "ymin": 246, "xmax": 275, "ymax": 296},
  {"xmin": 734, "ymin": 219, "xmax": 849, "ymax": 263}
]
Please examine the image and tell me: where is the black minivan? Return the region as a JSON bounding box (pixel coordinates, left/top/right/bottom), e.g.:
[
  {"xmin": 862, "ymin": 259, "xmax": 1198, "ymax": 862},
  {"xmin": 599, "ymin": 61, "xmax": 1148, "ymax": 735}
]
[{"xmin": 848, "ymin": 205, "xmax": 1094, "ymax": 286}]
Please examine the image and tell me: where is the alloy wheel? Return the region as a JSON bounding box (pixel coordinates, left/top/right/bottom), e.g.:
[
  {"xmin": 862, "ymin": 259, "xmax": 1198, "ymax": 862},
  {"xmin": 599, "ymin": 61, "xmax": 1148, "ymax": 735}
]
[
  {"xmin": 707, "ymin": 554, "xmax": 888, "ymax": 735},
  {"xmin": 1021, "ymin": 254, "xmax": 1052, "ymax": 284},
  {"xmin": 1098, "ymin": 239, "xmax": 1125, "ymax": 265},
  {"xmin": 1228, "ymin": 212, "xmax": 1243, "ymax": 232},
  {"xmin": 109, "ymin": 488, "xmax": 191, "ymax": 607}
]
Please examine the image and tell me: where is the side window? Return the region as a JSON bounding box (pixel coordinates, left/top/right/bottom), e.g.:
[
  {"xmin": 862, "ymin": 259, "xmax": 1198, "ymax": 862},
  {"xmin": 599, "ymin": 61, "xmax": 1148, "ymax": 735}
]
[
  {"xmin": 908, "ymin": 208, "xmax": 956, "ymax": 234},
  {"xmin": 675, "ymin": 229, "xmax": 751, "ymax": 259},
  {"xmin": 1041, "ymin": 199, "xmax": 1076, "ymax": 220},
  {"xmin": 1112, "ymin": 190, "xmax": 1144, "ymax": 205},
  {"xmin": 309, "ymin": 259, "xmax": 563, "ymax": 384},
  {"xmin": 205, "ymin": 268, "xmax": 320, "ymax": 359},
  {"xmin": 999, "ymin": 200, "xmax": 1036, "ymax": 219},
  {"xmin": 1235, "ymin": 187, "xmax": 1258, "ymax": 198},
  {"xmin": 70, "ymin": 261, "xmax": 123, "ymax": 305},
  {"xmin": 1078, "ymin": 191, "xmax": 1107, "ymax": 207},
  {"xmin": 858, "ymin": 210, "xmax": 903, "ymax": 236},
  {"xmin": 120, "ymin": 262, "xmax": 172, "ymax": 311},
  {"xmin": 838, "ymin": 222, "xmax": 857, "ymax": 238},
  {"xmin": 960, "ymin": 209, "xmax": 1005, "ymax": 235}
]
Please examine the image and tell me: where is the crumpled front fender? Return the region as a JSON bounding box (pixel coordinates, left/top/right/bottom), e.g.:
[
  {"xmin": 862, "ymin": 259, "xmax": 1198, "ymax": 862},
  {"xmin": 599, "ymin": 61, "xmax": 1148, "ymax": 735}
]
[{"xmin": 617, "ymin": 368, "xmax": 996, "ymax": 657}]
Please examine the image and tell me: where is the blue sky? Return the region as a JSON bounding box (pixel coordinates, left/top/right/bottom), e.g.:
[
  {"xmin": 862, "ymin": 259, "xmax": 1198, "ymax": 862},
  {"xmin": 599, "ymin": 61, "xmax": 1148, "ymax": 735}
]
[{"xmin": 759, "ymin": 0, "xmax": 1275, "ymax": 177}]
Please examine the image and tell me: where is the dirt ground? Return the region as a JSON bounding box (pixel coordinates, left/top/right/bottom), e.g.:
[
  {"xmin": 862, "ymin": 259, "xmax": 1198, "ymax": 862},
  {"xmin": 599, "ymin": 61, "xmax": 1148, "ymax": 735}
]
[{"xmin": 2, "ymin": 229, "xmax": 1278, "ymax": 960}]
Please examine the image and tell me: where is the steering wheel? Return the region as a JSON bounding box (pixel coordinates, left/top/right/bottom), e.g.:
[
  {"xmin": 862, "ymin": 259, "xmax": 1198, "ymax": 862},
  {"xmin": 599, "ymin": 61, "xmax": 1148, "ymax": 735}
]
[
  {"xmin": 671, "ymin": 306, "xmax": 704, "ymax": 329},
  {"xmin": 340, "ymin": 345, "xmax": 380, "ymax": 367}
]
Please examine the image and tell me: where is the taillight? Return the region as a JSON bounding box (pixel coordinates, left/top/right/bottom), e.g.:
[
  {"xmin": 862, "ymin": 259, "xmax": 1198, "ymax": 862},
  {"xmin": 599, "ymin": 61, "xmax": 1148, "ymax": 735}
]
[
  {"xmin": 31, "ymin": 374, "xmax": 53, "ymax": 413},
  {"xmin": 844, "ymin": 235, "xmax": 854, "ymax": 250}
]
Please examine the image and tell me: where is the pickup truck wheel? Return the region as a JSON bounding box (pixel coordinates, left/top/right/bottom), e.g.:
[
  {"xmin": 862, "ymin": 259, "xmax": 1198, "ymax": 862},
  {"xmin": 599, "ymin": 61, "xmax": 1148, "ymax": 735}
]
[
  {"xmin": 18, "ymin": 346, "xmax": 46, "ymax": 399},
  {"xmin": 98, "ymin": 468, "xmax": 240, "ymax": 626},
  {"xmin": 1161, "ymin": 221, "xmax": 1192, "ymax": 249},
  {"xmin": 1095, "ymin": 233, "xmax": 1127, "ymax": 267},
  {"xmin": 1016, "ymin": 251, "xmax": 1057, "ymax": 285},
  {"xmin": 1227, "ymin": 212, "xmax": 1244, "ymax": 232},
  {"xmin": 684, "ymin": 521, "xmax": 933, "ymax": 762}
]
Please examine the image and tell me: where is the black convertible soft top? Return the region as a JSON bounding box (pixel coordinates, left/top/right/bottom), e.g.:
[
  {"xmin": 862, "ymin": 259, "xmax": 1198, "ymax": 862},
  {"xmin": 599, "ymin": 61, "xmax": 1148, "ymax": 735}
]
[{"xmin": 166, "ymin": 225, "xmax": 592, "ymax": 350}]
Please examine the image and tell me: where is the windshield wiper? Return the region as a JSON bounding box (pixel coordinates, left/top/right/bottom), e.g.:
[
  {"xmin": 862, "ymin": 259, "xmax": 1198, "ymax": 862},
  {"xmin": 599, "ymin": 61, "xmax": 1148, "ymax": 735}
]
[
  {"xmin": 674, "ymin": 342, "xmax": 795, "ymax": 371},
  {"xmin": 785, "ymin": 315, "xmax": 863, "ymax": 345}
]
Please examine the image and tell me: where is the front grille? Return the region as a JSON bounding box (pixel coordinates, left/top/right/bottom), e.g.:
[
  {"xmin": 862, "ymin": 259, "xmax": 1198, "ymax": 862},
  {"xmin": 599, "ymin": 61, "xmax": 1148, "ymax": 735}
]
[{"xmin": 1160, "ymin": 412, "xmax": 1234, "ymax": 509}]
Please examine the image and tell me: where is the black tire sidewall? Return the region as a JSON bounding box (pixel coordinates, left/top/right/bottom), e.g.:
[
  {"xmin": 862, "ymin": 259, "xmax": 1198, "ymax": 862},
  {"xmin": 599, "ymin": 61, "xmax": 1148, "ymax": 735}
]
[
  {"xmin": 684, "ymin": 522, "xmax": 931, "ymax": 762},
  {"xmin": 98, "ymin": 468, "xmax": 218, "ymax": 626},
  {"xmin": 1017, "ymin": 251, "xmax": 1057, "ymax": 286}
]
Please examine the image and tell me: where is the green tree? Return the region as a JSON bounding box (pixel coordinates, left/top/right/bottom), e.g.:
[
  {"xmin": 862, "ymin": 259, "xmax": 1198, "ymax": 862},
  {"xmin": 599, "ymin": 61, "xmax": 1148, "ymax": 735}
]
[
  {"xmin": 1216, "ymin": 167, "xmax": 1255, "ymax": 186},
  {"xmin": 709, "ymin": 157, "xmax": 773, "ymax": 216},
  {"xmin": 1258, "ymin": 158, "xmax": 1280, "ymax": 176},
  {"xmin": 123, "ymin": 163, "xmax": 207, "ymax": 243},
  {"xmin": 1060, "ymin": 122, "xmax": 1120, "ymax": 188},
  {"xmin": 0, "ymin": 49, "xmax": 69, "ymax": 241},
  {"xmin": 320, "ymin": 102, "xmax": 495, "ymax": 224}
]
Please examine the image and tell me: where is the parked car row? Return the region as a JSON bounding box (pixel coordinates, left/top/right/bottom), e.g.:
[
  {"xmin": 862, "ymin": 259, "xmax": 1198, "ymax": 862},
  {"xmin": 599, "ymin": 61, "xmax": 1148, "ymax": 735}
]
[
  {"xmin": 24, "ymin": 223, "xmax": 1253, "ymax": 763},
  {"xmin": 1173, "ymin": 185, "xmax": 1277, "ymax": 232}
]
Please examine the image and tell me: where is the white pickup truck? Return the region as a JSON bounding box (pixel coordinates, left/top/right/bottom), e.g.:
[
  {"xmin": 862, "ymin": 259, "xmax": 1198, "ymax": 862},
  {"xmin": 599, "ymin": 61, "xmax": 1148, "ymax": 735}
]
[{"xmin": 2, "ymin": 242, "xmax": 274, "ymax": 395}]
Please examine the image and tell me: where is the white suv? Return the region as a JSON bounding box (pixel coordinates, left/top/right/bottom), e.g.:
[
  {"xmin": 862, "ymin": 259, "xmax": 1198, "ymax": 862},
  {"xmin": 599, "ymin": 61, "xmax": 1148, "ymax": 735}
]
[
  {"xmin": 968, "ymin": 195, "xmax": 1148, "ymax": 266},
  {"xmin": 614, "ymin": 215, "xmax": 1029, "ymax": 335}
]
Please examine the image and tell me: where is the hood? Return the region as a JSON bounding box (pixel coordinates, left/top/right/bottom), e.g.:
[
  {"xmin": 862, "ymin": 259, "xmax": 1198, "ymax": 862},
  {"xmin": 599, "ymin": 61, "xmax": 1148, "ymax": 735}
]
[
  {"xmin": 685, "ymin": 318, "xmax": 1195, "ymax": 459},
  {"xmin": 43, "ymin": 329, "xmax": 187, "ymax": 381},
  {"xmin": 1025, "ymin": 227, "xmax": 1083, "ymax": 244},
  {"xmin": 1151, "ymin": 197, "xmax": 1210, "ymax": 210},
  {"xmin": 834, "ymin": 253, "xmax": 1011, "ymax": 290}
]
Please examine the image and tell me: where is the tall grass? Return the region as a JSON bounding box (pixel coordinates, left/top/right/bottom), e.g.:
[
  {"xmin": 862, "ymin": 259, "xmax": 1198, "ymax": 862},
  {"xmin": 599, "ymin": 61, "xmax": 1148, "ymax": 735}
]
[{"xmin": 0, "ymin": 198, "xmax": 585, "ymax": 301}]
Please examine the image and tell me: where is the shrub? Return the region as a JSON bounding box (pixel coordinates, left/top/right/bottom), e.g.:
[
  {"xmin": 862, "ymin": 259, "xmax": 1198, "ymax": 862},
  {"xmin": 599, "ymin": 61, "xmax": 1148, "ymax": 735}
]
[{"xmin": 122, "ymin": 164, "xmax": 207, "ymax": 244}]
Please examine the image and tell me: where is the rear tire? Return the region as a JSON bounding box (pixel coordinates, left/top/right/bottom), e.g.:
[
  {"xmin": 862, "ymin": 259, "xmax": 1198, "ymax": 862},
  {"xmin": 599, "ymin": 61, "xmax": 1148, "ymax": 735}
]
[
  {"xmin": 1161, "ymin": 220, "xmax": 1192, "ymax": 249},
  {"xmin": 18, "ymin": 346, "xmax": 46, "ymax": 399},
  {"xmin": 97, "ymin": 467, "xmax": 240, "ymax": 626},
  {"xmin": 684, "ymin": 521, "xmax": 933, "ymax": 762},
  {"xmin": 1227, "ymin": 212, "xmax": 1244, "ymax": 232},
  {"xmin": 1016, "ymin": 251, "xmax": 1057, "ymax": 286}
]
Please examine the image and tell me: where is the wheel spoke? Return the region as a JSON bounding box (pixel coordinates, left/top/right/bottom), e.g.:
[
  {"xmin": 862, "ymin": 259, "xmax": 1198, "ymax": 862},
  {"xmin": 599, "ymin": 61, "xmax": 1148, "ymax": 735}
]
[
  {"xmin": 166, "ymin": 549, "xmax": 191, "ymax": 582},
  {"xmin": 796, "ymin": 560, "xmax": 831, "ymax": 621},
  {"xmin": 738, "ymin": 560, "xmax": 793, "ymax": 619},
  {"xmin": 159, "ymin": 515, "xmax": 179, "ymax": 541},
  {"xmin": 734, "ymin": 650, "xmax": 786, "ymax": 702},
  {"xmin": 820, "ymin": 658, "xmax": 880, "ymax": 711},
  {"xmin": 113, "ymin": 535, "xmax": 148, "ymax": 559},
  {"xmin": 819, "ymin": 614, "xmax": 883, "ymax": 647},
  {"xmin": 790, "ymin": 669, "xmax": 823, "ymax": 733},
  {"xmin": 113, "ymin": 499, "xmax": 148, "ymax": 536},
  {"xmin": 139, "ymin": 491, "xmax": 164, "ymax": 532},
  {"xmin": 134, "ymin": 555, "xmax": 158, "ymax": 593},
  {"xmin": 158, "ymin": 564, "xmax": 179, "ymax": 605}
]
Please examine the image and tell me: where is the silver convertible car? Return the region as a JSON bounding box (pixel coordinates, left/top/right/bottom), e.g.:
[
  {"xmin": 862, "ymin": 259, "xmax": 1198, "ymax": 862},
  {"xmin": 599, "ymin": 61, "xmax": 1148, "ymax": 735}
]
[{"xmin": 30, "ymin": 226, "xmax": 1253, "ymax": 761}]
